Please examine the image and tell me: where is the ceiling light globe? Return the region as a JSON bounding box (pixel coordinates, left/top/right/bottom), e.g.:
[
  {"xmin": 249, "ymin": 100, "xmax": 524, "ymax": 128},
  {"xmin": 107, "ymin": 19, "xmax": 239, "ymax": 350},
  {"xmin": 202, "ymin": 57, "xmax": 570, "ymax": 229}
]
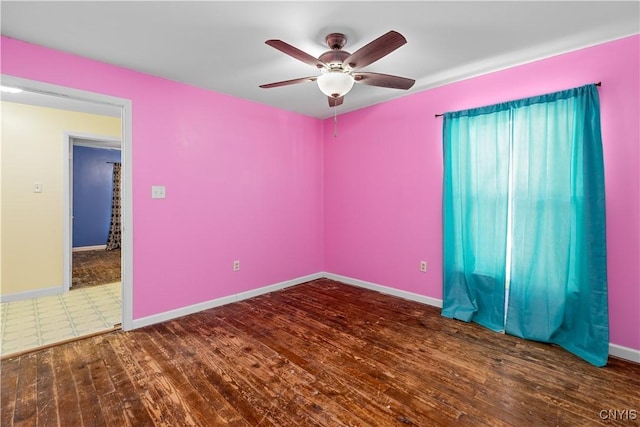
[{"xmin": 317, "ymin": 72, "xmax": 354, "ymax": 98}]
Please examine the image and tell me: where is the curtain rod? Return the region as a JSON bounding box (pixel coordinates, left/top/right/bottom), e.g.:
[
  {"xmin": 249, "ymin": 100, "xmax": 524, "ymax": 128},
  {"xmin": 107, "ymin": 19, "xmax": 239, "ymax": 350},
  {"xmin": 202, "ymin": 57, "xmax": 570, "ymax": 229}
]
[
  {"xmin": 106, "ymin": 161, "xmax": 121, "ymax": 164},
  {"xmin": 434, "ymin": 82, "xmax": 602, "ymax": 118}
]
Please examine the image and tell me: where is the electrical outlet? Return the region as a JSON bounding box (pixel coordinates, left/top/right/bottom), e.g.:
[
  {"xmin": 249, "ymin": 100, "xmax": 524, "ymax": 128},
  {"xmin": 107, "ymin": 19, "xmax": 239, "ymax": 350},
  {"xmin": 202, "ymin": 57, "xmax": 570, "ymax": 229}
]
[
  {"xmin": 420, "ymin": 261, "xmax": 427, "ymax": 272},
  {"xmin": 233, "ymin": 260, "xmax": 240, "ymax": 271}
]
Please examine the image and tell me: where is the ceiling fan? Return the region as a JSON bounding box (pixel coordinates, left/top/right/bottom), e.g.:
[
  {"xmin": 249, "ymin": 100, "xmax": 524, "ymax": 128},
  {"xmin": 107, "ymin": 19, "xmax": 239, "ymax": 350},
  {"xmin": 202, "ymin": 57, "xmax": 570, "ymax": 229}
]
[{"xmin": 260, "ymin": 30, "xmax": 415, "ymax": 108}]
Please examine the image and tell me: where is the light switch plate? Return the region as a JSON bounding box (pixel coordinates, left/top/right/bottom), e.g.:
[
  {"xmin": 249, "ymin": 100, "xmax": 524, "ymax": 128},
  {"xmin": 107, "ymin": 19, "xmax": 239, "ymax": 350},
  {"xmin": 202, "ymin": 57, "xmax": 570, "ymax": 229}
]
[{"xmin": 151, "ymin": 185, "xmax": 166, "ymax": 199}]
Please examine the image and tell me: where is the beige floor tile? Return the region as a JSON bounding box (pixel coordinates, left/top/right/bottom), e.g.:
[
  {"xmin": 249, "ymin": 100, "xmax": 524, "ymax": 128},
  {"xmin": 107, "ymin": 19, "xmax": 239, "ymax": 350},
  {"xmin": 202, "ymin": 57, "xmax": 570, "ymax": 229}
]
[
  {"xmin": 39, "ymin": 321, "xmax": 73, "ymax": 332},
  {"xmin": 6, "ymin": 306, "xmax": 36, "ymax": 317},
  {"xmin": 76, "ymin": 323, "xmax": 110, "ymax": 334},
  {"xmin": 36, "ymin": 300, "xmax": 65, "ymax": 308},
  {"xmin": 38, "ymin": 309, "xmax": 69, "ymax": 318},
  {"xmin": 95, "ymin": 305, "xmax": 120, "ymax": 314},
  {"xmin": 66, "ymin": 306, "xmax": 99, "ymax": 316},
  {"xmin": 7, "ymin": 301, "xmax": 35, "ymax": 310},
  {"xmin": 1, "ymin": 283, "xmax": 121, "ymax": 356},
  {"xmin": 40, "ymin": 332, "xmax": 73, "ymax": 343},
  {"xmin": 2, "ymin": 323, "xmax": 37, "ymax": 336},
  {"xmin": 2, "ymin": 330, "xmax": 23, "ymax": 341}
]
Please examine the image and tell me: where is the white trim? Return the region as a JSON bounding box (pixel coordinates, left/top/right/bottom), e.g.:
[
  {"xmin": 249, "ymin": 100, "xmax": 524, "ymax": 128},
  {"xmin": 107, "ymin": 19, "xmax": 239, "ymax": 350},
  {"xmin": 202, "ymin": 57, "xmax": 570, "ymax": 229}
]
[
  {"xmin": 73, "ymin": 141, "xmax": 121, "ymax": 150},
  {"xmin": 609, "ymin": 343, "xmax": 640, "ymax": 364},
  {"xmin": 64, "ymin": 133, "xmax": 72, "ymax": 293},
  {"xmin": 322, "ymin": 272, "xmax": 443, "ymax": 308},
  {"xmin": 1, "ymin": 75, "xmax": 134, "ymax": 332},
  {"xmin": 0, "ymin": 286, "xmax": 63, "ymax": 303},
  {"xmin": 72, "ymin": 245, "xmax": 107, "ymax": 252},
  {"xmin": 131, "ymin": 273, "xmax": 323, "ymax": 329},
  {"xmin": 69, "ymin": 132, "xmax": 121, "ymax": 146},
  {"xmin": 322, "ymin": 272, "xmax": 640, "ymax": 364},
  {"xmin": 234, "ymin": 274, "xmax": 320, "ymax": 301},
  {"xmin": 121, "ymin": 96, "xmax": 133, "ymax": 332},
  {"xmin": 72, "ymin": 134, "xmax": 121, "ymax": 150}
]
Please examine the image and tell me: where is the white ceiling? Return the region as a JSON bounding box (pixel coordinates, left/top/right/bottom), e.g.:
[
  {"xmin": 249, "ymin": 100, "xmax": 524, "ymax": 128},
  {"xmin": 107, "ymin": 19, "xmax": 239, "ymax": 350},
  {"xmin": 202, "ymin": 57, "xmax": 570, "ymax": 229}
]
[{"xmin": 1, "ymin": 1, "xmax": 638, "ymax": 119}]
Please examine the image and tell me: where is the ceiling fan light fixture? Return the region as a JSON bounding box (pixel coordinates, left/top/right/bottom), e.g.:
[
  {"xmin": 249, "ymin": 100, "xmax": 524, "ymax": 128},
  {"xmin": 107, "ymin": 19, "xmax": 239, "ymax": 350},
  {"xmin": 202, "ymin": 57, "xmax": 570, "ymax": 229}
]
[
  {"xmin": 317, "ymin": 71, "xmax": 354, "ymax": 98},
  {"xmin": 261, "ymin": 31, "xmax": 414, "ymax": 109}
]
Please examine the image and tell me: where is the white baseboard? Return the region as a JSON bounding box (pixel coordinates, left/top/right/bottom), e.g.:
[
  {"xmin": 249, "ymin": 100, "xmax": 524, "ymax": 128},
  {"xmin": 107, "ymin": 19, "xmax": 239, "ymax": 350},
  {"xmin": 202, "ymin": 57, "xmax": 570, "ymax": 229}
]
[
  {"xmin": 72, "ymin": 245, "xmax": 107, "ymax": 252},
  {"xmin": 234, "ymin": 273, "xmax": 322, "ymax": 301},
  {"xmin": 322, "ymin": 272, "xmax": 639, "ymax": 365},
  {"xmin": 128, "ymin": 270, "xmax": 639, "ymax": 365},
  {"xmin": 131, "ymin": 272, "xmax": 323, "ymax": 329},
  {"xmin": 322, "ymin": 272, "xmax": 443, "ymax": 308},
  {"xmin": 0, "ymin": 285, "xmax": 63, "ymax": 303},
  {"xmin": 609, "ymin": 343, "xmax": 640, "ymax": 363}
]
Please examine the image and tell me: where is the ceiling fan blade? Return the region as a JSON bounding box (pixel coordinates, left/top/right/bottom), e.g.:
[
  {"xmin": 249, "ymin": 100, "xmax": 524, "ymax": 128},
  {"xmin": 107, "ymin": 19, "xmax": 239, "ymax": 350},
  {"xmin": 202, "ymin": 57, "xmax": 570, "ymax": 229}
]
[
  {"xmin": 328, "ymin": 96, "xmax": 344, "ymax": 107},
  {"xmin": 343, "ymin": 31, "xmax": 407, "ymax": 70},
  {"xmin": 259, "ymin": 76, "xmax": 318, "ymax": 89},
  {"xmin": 353, "ymin": 72, "xmax": 415, "ymax": 90},
  {"xmin": 265, "ymin": 40, "xmax": 327, "ymax": 69}
]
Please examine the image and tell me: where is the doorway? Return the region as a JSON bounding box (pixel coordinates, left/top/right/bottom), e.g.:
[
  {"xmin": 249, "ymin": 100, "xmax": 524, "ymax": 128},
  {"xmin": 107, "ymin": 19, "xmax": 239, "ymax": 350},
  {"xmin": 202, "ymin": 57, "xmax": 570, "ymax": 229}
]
[
  {"xmin": 67, "ymin": 136, "xmax": 122, "ymax": 290},
  {"xmin": 69, "ymin": 138, "xmax": 123, "ymax": 334},
  {"xmin": 0, "ymin": 75, "xmax": 133, "ymax": 357}
]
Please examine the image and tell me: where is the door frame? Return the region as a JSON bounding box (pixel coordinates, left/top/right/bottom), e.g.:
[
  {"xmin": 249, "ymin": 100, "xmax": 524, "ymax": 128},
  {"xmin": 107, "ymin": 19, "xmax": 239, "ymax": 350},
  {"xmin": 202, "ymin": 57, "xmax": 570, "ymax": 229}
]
[
  {"xmin": 65, "ymin": 133, "xmax": 122, "ymax": 291},
  {"xmin": 2, "ymin": 75, "xmax": 134, "ymax": 331}
]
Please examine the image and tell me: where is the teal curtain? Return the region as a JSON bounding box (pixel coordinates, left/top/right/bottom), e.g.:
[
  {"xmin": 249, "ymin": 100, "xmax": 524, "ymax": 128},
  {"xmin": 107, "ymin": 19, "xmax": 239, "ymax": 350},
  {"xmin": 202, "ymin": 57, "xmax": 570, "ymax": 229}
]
[
  {"xmin": 442, "ymin": 108, "xmax": 510, "ymax": 332},
  {"xmin": 442, "ymin": 84, "xmax": 608, "ymax": 366},
  {"xmin": 505, "ymin": 85, "xmax": 608, "ymax": 366}
]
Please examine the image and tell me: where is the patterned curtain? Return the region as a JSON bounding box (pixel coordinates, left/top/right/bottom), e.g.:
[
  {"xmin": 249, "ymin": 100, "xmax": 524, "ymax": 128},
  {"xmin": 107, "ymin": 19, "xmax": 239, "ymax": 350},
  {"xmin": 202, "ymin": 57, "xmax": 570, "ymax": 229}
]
[{"xmin": 105, "ymin": 162, "xmax": 122, "ymax": 250}]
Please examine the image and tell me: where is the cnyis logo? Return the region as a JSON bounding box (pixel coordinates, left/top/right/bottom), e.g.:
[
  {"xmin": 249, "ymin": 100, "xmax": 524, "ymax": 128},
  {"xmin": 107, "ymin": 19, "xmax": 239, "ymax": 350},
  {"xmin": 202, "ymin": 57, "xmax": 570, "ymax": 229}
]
[{"xmin": 598, "ymin": 409, "xmax": 638, "ymax": 421}]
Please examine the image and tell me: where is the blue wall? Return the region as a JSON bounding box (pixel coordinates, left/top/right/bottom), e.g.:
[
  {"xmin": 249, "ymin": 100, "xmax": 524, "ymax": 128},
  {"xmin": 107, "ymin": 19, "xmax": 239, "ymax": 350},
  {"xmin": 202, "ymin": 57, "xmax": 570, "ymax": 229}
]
[{"xmin": 73, "ymin": 145, "xmax": 121, "ymax": 248}]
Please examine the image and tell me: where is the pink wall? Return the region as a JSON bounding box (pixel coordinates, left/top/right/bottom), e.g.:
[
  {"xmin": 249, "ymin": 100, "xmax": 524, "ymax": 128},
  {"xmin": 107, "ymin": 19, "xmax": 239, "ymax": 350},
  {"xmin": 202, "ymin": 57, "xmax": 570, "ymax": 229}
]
[
  {"xmin": 323, "ymin": 35, "xmax": 640, "ymax": 351},
  {"xmin": 3, "ymin": 34, "xmax": 638, "ymax": 351},
  {"xmin": 1, "ymin": 36, "xmax": 324, "ymax": 319}
]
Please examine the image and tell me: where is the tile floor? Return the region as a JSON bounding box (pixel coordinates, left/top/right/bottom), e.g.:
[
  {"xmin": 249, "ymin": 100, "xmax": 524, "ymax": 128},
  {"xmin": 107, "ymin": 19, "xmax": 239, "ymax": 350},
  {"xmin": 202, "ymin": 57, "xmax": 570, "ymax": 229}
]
[{"xmin": 1, "ymin": 282, "xmax": 121, "ymax": 357}]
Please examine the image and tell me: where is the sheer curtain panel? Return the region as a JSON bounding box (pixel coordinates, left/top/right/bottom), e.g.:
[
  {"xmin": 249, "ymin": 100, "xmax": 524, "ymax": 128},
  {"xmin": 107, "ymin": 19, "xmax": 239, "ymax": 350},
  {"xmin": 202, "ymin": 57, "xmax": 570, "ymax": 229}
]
[
  {"xmin": 442, "ymin": 107, "xmax": 511, "ymax": 332},
  {"xmin": 442, "ymin": 84, "xmax": 608, "ymax": 366}
]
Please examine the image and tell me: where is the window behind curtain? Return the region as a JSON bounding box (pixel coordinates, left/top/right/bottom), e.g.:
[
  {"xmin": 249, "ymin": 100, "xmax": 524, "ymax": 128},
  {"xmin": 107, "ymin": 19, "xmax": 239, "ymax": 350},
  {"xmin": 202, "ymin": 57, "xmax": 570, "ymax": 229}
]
[{"xmin": 442, "ymin": 84, "xmax": 608, "ymax": 366}]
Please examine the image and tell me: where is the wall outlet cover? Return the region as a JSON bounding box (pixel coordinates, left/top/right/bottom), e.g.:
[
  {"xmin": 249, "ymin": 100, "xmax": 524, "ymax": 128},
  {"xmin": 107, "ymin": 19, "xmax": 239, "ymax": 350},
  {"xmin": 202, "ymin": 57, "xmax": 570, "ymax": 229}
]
[{"xmin": 151, "ymin": 185, "xmax": 166, "ymax": 199}]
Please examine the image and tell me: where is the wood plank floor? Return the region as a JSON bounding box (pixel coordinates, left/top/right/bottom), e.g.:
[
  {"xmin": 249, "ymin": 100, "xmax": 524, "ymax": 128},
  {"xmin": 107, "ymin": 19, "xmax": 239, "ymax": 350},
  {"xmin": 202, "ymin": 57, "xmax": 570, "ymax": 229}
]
[
  {"xmin": 72, "ymin": 249, "xmax": 121, "ymax": 289},
  {"xmin": 2, "ymin": 279, "xmax": 639, "ymax": 426}
]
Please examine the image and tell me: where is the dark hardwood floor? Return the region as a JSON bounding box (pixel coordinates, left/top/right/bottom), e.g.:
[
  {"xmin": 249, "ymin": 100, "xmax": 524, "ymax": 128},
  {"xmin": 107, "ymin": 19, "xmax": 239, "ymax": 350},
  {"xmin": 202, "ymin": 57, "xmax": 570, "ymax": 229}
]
[
  {"xmin": 2, "ymin": 279, "xmax": 639, "ymax": 426},
  {"xmin": 72, "ymin": 249, "xmax": 121, "ymax": 289}
]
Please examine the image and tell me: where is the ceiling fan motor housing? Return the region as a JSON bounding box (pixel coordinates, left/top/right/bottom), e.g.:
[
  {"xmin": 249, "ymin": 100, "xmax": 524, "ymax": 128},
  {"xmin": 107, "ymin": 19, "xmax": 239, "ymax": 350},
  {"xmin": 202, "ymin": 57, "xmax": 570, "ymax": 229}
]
[
  {"xmin": 325, "ymin": 33, "xmax": 348, "ymax": 50},
  {"xmin": 320, "ymin": 33, "xmax": 352, "ymax": 70},
  {"xmin": 319, "ymin": 50, "xmax": 350, "ymax": 68}
]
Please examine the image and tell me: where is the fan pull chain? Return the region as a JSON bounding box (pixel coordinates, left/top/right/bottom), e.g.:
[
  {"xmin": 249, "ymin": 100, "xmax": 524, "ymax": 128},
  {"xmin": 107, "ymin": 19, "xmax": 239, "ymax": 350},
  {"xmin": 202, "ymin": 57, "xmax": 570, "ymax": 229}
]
[{"xmin": 334, "ymin": 107, "xmax": 338, "ymax": 138}]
